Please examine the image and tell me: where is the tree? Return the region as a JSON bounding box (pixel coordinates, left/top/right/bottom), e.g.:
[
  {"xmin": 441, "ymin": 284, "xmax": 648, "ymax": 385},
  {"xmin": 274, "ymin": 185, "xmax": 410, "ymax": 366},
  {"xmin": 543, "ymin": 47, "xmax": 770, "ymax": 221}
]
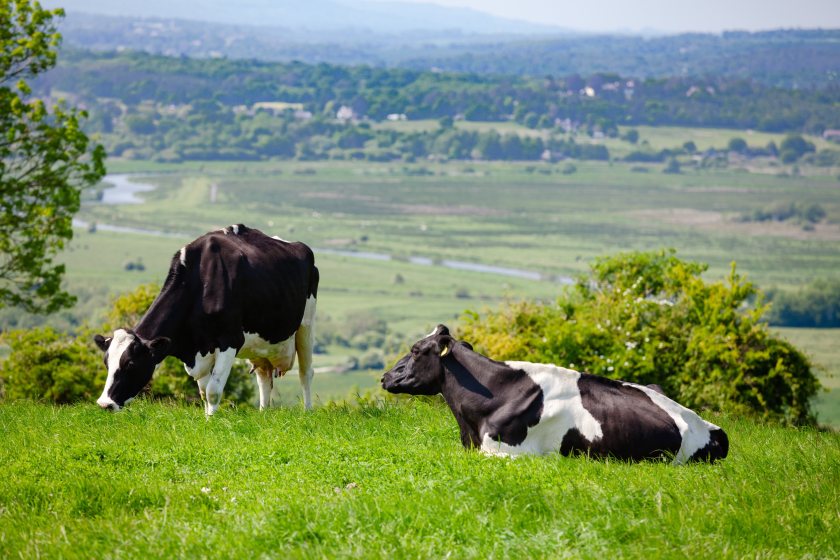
[
  {"xmin": 728, "ymin": 137, "xmax": 748, "ymax": 153},
  {"xmin": 0, "ymin": 1, "xmax": 106, "ymax": 314},
  {"xmin": 663, "ymin": 157, "xmax": 681, "ymax": 174}
]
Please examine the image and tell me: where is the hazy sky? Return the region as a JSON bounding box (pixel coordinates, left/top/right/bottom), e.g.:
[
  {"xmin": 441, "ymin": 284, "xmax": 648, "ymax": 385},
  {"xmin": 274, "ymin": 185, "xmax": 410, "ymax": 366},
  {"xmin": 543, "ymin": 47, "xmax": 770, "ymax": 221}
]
[{"xmin": 385, "ymin": 0, "xmax": 840, "ymax": 32}]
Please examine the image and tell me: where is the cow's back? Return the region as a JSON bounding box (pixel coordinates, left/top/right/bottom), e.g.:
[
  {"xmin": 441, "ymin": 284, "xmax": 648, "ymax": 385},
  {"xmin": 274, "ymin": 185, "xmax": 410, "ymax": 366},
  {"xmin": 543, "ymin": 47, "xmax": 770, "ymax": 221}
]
[{"xmin": 183, "ymin": 225, "xmax": 318, "ymax": 350}]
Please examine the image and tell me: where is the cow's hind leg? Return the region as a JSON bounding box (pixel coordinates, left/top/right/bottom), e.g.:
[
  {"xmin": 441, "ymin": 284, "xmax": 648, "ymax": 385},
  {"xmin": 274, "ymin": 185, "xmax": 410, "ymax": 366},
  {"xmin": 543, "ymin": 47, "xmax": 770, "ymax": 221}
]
[
  {"xmin": 295, "ymin": 296, "xmax": 317, "ymax": 410},
  {"xmin": 254, "ymin": 366, "xmax": 274, "ymax": 411},
  {"xmin": 204, "ymin": 348, "xmax": 237, "ymax": 416}
]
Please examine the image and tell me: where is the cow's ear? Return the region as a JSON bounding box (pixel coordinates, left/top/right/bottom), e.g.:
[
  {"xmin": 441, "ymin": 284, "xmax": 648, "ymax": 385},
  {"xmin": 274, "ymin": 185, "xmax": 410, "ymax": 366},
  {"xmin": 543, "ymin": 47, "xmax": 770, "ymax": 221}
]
[
  {"xmin": 94, "ymin": 334, "xmax": 112, "ymax": 352},
  {"xmin": 438, "ymin": 335, "xmax": 454, "ymax": 357},
  {"xmin": 435, "ymin": 324, "xmax": 450, "ymax": 337},
  {"xmin": 147, "ymin": 337, "xmax": 171, "ymax": 361}
]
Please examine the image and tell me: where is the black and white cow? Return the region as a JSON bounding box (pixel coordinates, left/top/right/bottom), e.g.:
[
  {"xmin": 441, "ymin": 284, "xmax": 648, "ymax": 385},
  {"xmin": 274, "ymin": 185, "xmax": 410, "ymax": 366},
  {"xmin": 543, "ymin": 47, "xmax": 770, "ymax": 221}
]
[
  {"xmin": 94, "ymin": 224, "xmax": 319, "ymax": 415},
  {"xmin": 382, "ymin": 325, "xmax": 728, "ymax": 464}
]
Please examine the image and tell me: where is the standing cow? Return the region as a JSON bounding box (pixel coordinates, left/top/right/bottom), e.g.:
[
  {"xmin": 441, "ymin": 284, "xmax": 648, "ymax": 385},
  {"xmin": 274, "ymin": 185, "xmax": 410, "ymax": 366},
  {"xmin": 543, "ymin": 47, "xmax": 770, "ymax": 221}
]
[
  {"xmin": 382, "ymin": 325, "xmax": 728, "ymax": 464},
  {"xmin": 95, "ymin": 224, "xmax": 319, "ymax": 415}
]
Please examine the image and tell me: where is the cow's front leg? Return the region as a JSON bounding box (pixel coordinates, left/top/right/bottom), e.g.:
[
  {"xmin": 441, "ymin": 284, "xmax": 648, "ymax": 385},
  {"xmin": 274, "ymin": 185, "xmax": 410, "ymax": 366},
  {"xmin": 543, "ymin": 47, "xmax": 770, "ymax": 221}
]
[{"xmin": 204, "ymin": 348, "xmax": 237, "ymax": 416}]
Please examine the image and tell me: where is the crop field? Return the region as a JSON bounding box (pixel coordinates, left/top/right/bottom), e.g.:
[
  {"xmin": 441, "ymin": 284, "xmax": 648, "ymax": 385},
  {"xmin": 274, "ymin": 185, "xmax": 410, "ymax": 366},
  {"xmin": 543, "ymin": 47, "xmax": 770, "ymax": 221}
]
[{"xmin": 0, "ymin": 400, "xmax": 837, "ymax": 559}]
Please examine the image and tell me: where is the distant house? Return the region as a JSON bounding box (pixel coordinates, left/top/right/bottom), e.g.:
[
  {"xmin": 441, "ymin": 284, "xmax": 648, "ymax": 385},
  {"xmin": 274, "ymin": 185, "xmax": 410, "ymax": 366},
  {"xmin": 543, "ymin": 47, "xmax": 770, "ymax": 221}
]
[
  {"xmin": 336, "ymin": 106, "xmax": 355, "ymax": 121},
  {"xmin": 386, "ymin": 113, "xmax": 407, "ymax": 121},
  {"xmin": 823, "ymin": 129, "xmax": 840, "ymax": 142}
]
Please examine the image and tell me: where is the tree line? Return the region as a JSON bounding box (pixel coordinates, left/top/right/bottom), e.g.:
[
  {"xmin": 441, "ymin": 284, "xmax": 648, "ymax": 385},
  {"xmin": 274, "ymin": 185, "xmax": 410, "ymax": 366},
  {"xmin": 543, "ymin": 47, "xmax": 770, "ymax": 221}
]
[{"xmin": 35, "ymin": 49, "xmax": 840, "ymax": 136}]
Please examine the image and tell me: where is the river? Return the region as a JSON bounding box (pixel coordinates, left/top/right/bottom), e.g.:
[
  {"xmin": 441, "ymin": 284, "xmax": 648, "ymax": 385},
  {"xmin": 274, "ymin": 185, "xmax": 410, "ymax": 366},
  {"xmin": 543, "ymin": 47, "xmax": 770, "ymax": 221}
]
[{"xmin": 77, "ymin": 174, "xmax": 572, "ymax": 283}]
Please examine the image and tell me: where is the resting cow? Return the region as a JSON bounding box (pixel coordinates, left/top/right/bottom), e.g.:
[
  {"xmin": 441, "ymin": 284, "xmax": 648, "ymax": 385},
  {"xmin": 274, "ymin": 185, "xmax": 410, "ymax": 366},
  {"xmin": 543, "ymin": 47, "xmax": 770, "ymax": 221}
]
[
  {"xmin": 95, "ymin": 224, "xmax": 319, "ymax": 415},
  {"xmin": 381, "ymin": 325, "xmax": 728, "ymax": 464}
]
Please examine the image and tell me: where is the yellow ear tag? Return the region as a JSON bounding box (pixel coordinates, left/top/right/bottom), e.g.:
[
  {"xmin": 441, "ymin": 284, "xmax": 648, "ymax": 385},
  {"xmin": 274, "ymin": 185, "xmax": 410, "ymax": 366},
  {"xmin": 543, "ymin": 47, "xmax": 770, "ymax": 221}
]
[{"xmin": 440, "ymin": 345, "xmax": 450, "ymax": 357}]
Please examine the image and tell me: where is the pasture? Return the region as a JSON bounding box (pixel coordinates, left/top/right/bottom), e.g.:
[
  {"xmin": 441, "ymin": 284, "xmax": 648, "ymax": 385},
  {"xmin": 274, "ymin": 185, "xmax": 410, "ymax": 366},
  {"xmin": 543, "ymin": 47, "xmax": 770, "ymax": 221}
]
[{"xmin": 0, "ymin": 400, "xmax": 837, "ymax": 558}]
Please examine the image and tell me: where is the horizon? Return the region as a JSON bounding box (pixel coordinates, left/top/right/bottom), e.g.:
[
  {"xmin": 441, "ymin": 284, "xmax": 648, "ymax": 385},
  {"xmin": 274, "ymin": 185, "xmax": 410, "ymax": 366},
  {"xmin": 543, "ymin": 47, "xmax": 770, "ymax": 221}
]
[{"xmin": 377, "ymin": 0, "xmax": 840, "ymax": 34}]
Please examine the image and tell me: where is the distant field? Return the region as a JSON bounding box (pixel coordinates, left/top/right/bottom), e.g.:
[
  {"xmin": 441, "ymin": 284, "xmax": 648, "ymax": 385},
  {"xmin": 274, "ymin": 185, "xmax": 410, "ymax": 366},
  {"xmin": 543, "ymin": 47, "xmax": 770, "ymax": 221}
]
[
  {"xmin": 370, "ymin": 120, "xmax": 834, "ymax": 161},
  {"xmin": 92, "ymin": 158, "xmax": 840, "ymax": 289},
  {"xmin": 0, "ymin": 401, "xmax": 837, "ymax": 558},
  {"xmin": 776, "ymin": 328, "xmax": 840, "ymax": 427}
]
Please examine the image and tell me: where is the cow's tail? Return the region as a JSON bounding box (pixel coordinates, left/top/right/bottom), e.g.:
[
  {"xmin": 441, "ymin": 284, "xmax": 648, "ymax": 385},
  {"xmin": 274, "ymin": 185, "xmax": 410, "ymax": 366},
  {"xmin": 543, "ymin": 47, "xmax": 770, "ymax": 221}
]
[
  {"xmin": 309, "ymin": 263, "xmax": 320, "ymax": 299},
  {"xmin": 690, "ymin": 427, "xmax": 729, "ymax": 463}
]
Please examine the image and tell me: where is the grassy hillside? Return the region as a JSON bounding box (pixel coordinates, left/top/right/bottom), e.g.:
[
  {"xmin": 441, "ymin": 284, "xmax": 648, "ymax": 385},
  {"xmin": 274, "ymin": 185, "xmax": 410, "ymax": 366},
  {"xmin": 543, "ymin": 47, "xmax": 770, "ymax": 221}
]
[{"xmin": 0, "ymin": 400, "xmax": 837, "ymax": 558}]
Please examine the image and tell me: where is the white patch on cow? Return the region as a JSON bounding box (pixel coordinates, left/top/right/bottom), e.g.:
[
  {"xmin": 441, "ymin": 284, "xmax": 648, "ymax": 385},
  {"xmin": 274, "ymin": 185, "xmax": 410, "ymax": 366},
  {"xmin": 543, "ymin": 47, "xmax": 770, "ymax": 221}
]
[
  {"xmin": 272, "ymin": 235, "xmax": 290, "ymax": 243},
  {"xmin": 424, "ymin": 325, "xmax": 442, "ymax": 339},
  {"xmin": 179, "ymin": 246, "xmax": 187, "ymax": 266},
  {"xmin": 231, "ymin": 224, "xmax": 239, "ymax": 235},
  {"xmin": 300, "ymin": 295, "xmax": 316, "ymax": 328},
  {"xmin": 625, "ymin": 382, "xmax": 717, "ymax": 464},
  {"xmin": 479, "ymin": 361, "xmax": 603, "ymax": 457},
  {"xmin": 184, "ymin": 350, "xmax": 215, "ymax": 380},
  {"xmin": 96, "ymin": 329, "xmax": 135, "ymax": 409}
]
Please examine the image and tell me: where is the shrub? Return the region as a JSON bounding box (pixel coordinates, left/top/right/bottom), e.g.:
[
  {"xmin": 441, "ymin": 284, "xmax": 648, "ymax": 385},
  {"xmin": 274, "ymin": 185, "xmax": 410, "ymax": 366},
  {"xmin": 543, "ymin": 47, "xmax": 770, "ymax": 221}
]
[
  {"xmin": 459, "ymin": 250, "xmax": 820, "ymax": 425},
  {"xmin": 0, "ymin": 327, "xmax": 103, "ymax": 404}
]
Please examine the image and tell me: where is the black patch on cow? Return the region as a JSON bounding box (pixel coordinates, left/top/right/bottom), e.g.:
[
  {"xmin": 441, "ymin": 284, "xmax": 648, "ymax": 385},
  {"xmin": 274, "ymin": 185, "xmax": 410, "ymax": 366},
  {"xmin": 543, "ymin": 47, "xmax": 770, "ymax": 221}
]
[
  {"xmin": 575, "ymin": 375, "xmax": 682, "ymax": 461},
  {"xmin": 689, "ymin": 427, "xmax": 729, "ymax": 463},
  {"xmin": 441, "ymin": 347, "xmax": 544, "ymax": 449},
  {"xmin": 559, "ymin": 428, "xmax": 590, "ymax": 457}
]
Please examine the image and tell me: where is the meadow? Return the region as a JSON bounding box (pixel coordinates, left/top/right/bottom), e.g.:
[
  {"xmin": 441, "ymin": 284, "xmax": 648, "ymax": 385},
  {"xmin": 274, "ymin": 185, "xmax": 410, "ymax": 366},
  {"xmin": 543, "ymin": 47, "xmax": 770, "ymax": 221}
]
[{"xmin": 0, "ymin": 400, "xmax": 837, "ymax": 559}]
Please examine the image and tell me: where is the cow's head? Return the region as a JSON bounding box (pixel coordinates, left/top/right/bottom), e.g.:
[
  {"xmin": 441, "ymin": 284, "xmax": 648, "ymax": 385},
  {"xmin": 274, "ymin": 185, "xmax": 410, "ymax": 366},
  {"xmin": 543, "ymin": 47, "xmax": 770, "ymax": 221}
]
[
  {"xmin": 381, "ymin": 324, "xmax": 454, "ymax": 395},
  {"xmin": 93, "ymin": 329, "xmax": 170, "ymax": 410}
]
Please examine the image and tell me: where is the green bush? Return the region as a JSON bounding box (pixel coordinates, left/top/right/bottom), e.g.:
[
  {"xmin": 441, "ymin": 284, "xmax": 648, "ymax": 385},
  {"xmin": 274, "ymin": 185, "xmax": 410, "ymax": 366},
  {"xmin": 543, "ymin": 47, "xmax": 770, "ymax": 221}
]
[
  {"xmin": 459, "ymin": 250, "xmax": 820, "ymax": 425},
  {"xmin": 0, "ymin": 327, "xmax": 104, "ymax": 404}
]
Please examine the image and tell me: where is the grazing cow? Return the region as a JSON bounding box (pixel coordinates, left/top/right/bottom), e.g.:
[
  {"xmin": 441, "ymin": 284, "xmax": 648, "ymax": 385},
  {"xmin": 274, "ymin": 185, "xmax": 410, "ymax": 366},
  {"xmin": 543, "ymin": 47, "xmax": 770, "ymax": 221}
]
[
  {"xmin": 381, "ymin": 325, "xmax": 728, "ymax": 464},
  {"xmin": 94, "ymin": 224, "xmax": 319, "ymax": 415}
]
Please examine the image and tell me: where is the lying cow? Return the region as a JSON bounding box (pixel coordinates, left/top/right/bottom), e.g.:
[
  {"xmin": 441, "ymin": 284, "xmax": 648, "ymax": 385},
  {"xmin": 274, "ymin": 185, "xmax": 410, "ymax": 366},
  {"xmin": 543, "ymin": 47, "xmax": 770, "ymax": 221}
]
[
  {"xmin": 95, "ymin": 224, "xmax": 319, "ymax": 415},
  {"xmin": 382, "ymin": 325, "xmax": 728, "ymax": 463}
]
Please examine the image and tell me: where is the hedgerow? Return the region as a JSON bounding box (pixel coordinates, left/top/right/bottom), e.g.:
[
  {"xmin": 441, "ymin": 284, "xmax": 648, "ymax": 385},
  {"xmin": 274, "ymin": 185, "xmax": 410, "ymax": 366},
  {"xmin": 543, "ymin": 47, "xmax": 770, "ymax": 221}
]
[{"xmin": 459, "ymin": 250, "xmax": 820, "ymax": 425}]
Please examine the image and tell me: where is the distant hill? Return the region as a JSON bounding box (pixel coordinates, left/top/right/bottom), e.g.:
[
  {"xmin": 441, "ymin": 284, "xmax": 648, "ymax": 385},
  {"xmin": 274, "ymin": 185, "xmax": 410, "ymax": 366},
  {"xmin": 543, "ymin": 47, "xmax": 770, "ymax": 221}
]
[
  {"xmin": 52, "ymin": 13, "xmax": 840, "ymax": 88},
  {"xmin": 43, "ymin": 0, "xmax": 564, "ymax": 35}
]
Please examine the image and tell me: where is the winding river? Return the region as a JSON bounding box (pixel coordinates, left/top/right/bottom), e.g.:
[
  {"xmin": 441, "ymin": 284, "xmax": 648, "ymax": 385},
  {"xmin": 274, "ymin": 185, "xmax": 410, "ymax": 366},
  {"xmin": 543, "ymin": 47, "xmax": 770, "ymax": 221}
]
[{"xmin": 77, "ymin": 174, "xmax": 572, "ymax": 284}]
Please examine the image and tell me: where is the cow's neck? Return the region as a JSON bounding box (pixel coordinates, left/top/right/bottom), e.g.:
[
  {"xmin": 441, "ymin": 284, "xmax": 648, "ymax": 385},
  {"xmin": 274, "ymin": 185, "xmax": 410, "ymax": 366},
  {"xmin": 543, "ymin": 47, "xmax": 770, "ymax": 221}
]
[
  {"xmin": 440, "ymin": 345, "xmax": 523, "ymax": 446},
  {"xmin": 134, "ymin": 280, "xmax": 188, "ymax": 361}
]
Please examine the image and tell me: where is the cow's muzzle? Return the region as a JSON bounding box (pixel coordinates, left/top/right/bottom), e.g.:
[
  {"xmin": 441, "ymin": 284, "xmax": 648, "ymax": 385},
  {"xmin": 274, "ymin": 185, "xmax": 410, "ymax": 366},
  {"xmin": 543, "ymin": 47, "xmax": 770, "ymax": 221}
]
[{"xmin": 96, "ymin": 396, "xmax": 121, "ymax": 411}]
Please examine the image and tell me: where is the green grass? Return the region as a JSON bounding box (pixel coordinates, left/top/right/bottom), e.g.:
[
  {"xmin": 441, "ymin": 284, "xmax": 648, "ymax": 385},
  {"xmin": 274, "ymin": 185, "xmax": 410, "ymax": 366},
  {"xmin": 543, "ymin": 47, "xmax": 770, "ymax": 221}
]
[{"xmin": 0, "ymin": 400, "xmax": 837, "ymax": 558}]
